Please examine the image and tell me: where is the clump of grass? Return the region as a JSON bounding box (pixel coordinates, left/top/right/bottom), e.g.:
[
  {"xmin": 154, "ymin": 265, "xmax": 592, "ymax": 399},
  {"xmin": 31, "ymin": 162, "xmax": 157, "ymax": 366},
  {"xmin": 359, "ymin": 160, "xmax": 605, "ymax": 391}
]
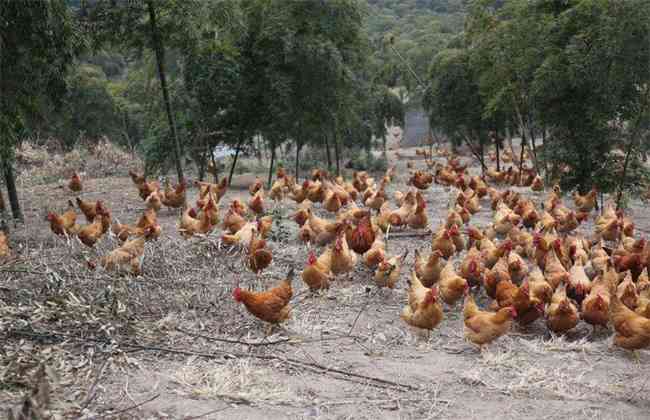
[{"xmin": 171, "ymin": 358, "xmax": 295, "ymax": 403}]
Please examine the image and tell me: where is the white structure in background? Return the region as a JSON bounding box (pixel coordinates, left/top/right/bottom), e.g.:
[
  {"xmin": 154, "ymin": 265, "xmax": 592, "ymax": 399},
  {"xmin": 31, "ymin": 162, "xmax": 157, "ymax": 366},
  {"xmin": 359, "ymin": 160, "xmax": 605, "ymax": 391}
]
[{"xmin": 212, "ymin": 144, "xmax": 237, "ymax": 161}]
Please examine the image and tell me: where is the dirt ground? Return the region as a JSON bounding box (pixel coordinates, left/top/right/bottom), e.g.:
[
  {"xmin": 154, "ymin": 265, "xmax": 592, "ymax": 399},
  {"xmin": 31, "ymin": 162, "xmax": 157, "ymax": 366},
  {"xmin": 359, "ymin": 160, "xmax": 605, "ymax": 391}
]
[{"xmin": 2, "ymin": 147, "xmax": 650, "ymax": 419}]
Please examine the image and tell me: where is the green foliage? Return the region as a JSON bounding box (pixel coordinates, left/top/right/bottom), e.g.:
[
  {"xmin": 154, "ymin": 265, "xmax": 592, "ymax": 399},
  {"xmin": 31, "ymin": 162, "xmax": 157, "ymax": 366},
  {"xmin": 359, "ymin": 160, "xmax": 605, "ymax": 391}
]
[
  {"xmin": 347, "ymin": 153, "xmax": 388, "ymax": 173},
  {"xmin": 1, "ymin": 0, "xmax": 83, "ymax": 160}
]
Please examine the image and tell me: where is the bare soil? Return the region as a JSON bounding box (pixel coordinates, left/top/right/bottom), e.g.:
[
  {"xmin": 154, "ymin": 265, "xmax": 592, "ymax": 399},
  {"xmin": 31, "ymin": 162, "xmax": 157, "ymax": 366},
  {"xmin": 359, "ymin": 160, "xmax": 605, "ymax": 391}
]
[{"xmin": 1, "ymin": 148, "xmax": 650, "ymax": 419}]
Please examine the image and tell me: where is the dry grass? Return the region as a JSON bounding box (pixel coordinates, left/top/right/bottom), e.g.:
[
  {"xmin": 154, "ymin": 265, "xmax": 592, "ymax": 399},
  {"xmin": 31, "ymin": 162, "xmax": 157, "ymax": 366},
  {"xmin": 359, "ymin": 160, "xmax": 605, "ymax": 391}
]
[
  {"xmin": 2, "ymin": 146, "xmax": 650, "ymax": 419},
  {"xmin": 171, "ymin": 358, "xmax": 296, "ymax": 403}
]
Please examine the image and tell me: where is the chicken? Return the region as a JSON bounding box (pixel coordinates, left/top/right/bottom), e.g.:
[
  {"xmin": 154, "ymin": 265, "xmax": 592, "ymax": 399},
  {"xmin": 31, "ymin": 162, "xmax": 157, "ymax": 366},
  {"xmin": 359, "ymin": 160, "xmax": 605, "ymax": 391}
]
[
  {"xmin": 246, "ymin": 189, "xmax": 265, "ymax": 215},
  {"xmin": 47, "ymin": 200, "xmax": 78, "ymax": 236},
  {"xmin": 374, "ymin": 201, "xmax": 392, "ymax": 233},
  {"xmin": 346, "ymin": 215, "xmax": 376, "ymax": 255},
  {"xmin": 298, "ymin": 223, "xmax": 315, "ymax": 244},
  {"xmin": 374, "ymin": 251, "xmax": 407, "ymax": 289},
  {"xmin": 613, "ymin": 253, "xmax": 644, "ymax": 281},
  {"xmin": 493, "ymin": 203, "xmax": 521, "ymax": 235},
  {"xmin": 544, "ymin": 250, "xmax": 571, "ymax": 290},
  {"xmin": 483, "ymin": 257, "xmax": 511, "ymax": 300},
  {"xmin": 514, "ymin": 200, "xmax": 540, "ymax": 228},
  {"xmin": 528, "ymin": 267, "xmax": 553, "ymax": 305},
  {"xmin": 129, "ymin": 170, "xmax": 146, "ymax": 186},
  {"xmin": 222, "ymin": 207, "xmax": 247, "ymax": 234},
  {"xmin": 323, "ymin": 189, "xmax": 342, "ymax": 213},
  {"xmin": 444, "ymin": 208, "xmax": 463, "ymax": 229},
  {"xmin": 197, "ymin": 193, "xmax": 219, "ymax": 227},
  {"xmin": 507, "ymin": 252, "xmax": 528, "ymax": 283},
  {"xmin": 573, "ymin": 188, "xmax": 598, "ymax": 213},
  {"xmin": 595, "ymin": 205, "xmax": 620, "ymax": 241},
  {"xmin": 0, "ymin": 230, "xmax": 11, "ymax": 259},
  {"xmin": 233, "ymin": 268, "xmax": 295, "ymax": 324},
  {"xmin": 89, "ymin": 227, "xmax": 155, "ymax": 275},
  {"xmin": 68, "ymin": 172, "xmax": 83, "ymax": 192},
  {"xmin": 531, "ymin": 175, "xmax": 544, "ymax": 191},
  {"xmin": 363, "ymin": 235, "xmax": 386, "ymax": 268},
  {"xmin": 249, "ymin": 177, "xmax": 263, "ymax": 196},
  {"xmin": 459, "ymin": 248, "xmax": 484, "ymax": 287},
  {"xmin": 431, "ymin": 226, "xmax": 457, "ymax": 258},
  {"xmin": 463, "ymin": 291, "xmax": 516, "ymax": 347},
  {"xmin": 307, "ymin": 212, "xmax": 343, "ymax": 246},
  {"xmin": 401, "ymin": 272, "xmax": 443, "ymax": 331},
  {"xmin": 161, "ymin": 179, "xmax": 186, "ymax": 209},
  {"xmin": 494, "ymin": 276, "xmax": 519, "ymax": 309},
  {"xmin": 566, "ymin": 259, "xmax": 592, "ymax": 305},
  {"xmin": 75, "ymin": 197, "xmax": 100, "ymax": 222},
  {"xmin": 325, "ymin": 231, "xmax": 357, "ymax": 276},
  {"xmin": 512, "ymin": 281, "xmax": 545, "ymax": 325},
  {"xmin": 213, "ymin": 177, "xmax": 229, "ymax": 202},
  {"xmin": 247, "ymin": 230, "xmax": 273, "ymax": 274},
  {"xmin": 409, "ymin": 170, "xmax": 433, "ymax": 190},
  {"xmin": 364, "ymin": 184, "xmax": 387, "ymax": 210},
  {"xmin": 388, "ymin": 191, "xmax": 417, "ymax": 227},
  {"xmin": 288, "ymin": 181, "xmax": 306, "ymax": 203},
  {"xmin": 635, "ymin": 270, "xmax": 650, "ymax": 318},
  {"xmin": 179, "ymin": 207, "xmax": 212, "ymax": 238},
  {"xmin": 301, "ymin": 250, "xmax": 333, "ymax": 290},
  {"xmin": 257, "ymin": 215, "xmax": 273, "ymax": 239},
  {"xmin": 438, "ymin": 260, "xmax": 468, "ymax": 305},
  {"xmin": 306, "ymin": 180, "xmax": 326, "ymax": 203},
  {"xmin": 545, "ymin": 283, "xmax": 579, "ymax": 334},
  {"xmin": 291, "ymin": 202, "xmax": 311, "ymax": 227},
  {"xmin": 617, "ymin": 271, "xmax": 638, "ymax": 310},
  {"xmin": 481, "ymin": 239, "xmax": 512, "ymax": 269},
  {"xmin": 580, "ymin": 274, "xmax": 611, "ymax": 330},
  {"xmin": 77, "ymin": 215, "xmax": 105, "ymax": 247},
  {"xmin": 609, "ymin": 291, "xmax": 650, "ymax": 350},
  {"xmin": 222, "ymin": 221, "xmax": 257, "ymax": 247},
  {"xmin": 145, "ymin": 190, "xmax": 163, "ymax": 212},
  {"xmin": 413, "ymin": 249, "xmax": 445, "ymax": 287},
  {"xmin": 406, "ymin": 193, "xmax": 429, "ymax": 230}
]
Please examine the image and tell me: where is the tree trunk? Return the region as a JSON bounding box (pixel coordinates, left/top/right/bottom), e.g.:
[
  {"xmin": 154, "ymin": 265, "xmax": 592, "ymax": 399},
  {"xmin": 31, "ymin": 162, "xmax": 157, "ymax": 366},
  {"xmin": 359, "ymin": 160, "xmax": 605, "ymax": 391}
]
[
  {"xmin": 295, "ymin": 140, "xmax": 301, "ymax": 180},
  {"xmin": 197, "ymin": 142, "xmax": 208, "ymax": 182},
  {"xmin": 325, "ymin": 135, "xmax": 332, "ymax": 170},
  {"xmin": 2, "ymin": 162, "xmax": 22, "ymax": 221},
  {"xmin": 228, "ymin": 136, "xmax": 244, "ymax": 186},
  {"xmin": 615, "ymin": 135, "xmax": 638, "ymax": 210},
  {"xmin": 518, "ymin": 131, "xmax": 526, "ymax": 186},
  {"xmin": 210, "ymin": 149, "xmax": 219, "ymax": 183},
  {"xmin": 495, "ymin": 135, "xmax": 501, "ymax": 172},
  {"xmin": 147, "ymin": 0, "xmax": 184, "ymax": 184},
  {"xmin": 476, "ymin": 141, "xmax": 485, "ymax": 177},
  {"xmin": 267, "ymin": 143, "xmax": 276, "ymax": 190},
  {"xmin": 542, "ymin": 129, "xmax": 549, "ymax": 184},
  {"xmin": 381, "ymin": 134, "xmax": 386, "ymax": 157},
  {"xmin": 334, "ymin": 133, "xmax": 341, "ymax": 177}
]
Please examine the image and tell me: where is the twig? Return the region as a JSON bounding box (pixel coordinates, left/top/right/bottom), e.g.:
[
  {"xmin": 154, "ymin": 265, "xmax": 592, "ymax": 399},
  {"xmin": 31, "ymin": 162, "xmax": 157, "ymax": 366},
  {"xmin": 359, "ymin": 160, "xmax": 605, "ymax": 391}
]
[
  {"xmin": 10, "ymin": 329, "xmax": 421, "ymax": 392},
  {"xmin": 87, "ymin": 393, "xmax": 160, "ymax": 419},
  {"xmin": 175, "ymin": 327, "xmax": 291, "ymax": 347},
  {"xmin": 79, "ymin": 356, "xmax": 111, "ymax": 411},
  {"xmin": 387, "ymin": 231, "xmax": 432, "ymax": 239},
  {"xmin": 347, "ymin": 290, "xmax": 376, "ymax": 336},
  {"xmin": 184, "ymin": 406, "xmax": 229, "ymax": 419}
]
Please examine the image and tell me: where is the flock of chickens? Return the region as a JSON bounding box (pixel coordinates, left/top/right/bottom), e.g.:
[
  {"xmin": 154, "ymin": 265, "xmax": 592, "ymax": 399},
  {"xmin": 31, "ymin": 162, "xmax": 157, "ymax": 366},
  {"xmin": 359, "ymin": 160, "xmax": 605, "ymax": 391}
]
[{"xmin": 40, "ymin": 147, "xmax": 650, "ymax": 352}]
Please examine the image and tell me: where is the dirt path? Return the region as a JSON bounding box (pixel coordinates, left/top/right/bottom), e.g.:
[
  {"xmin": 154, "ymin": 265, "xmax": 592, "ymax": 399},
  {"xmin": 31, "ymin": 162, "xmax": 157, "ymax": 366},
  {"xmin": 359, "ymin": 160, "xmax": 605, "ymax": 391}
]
[{"xmin": 2, "ymin": 148, "xmax": 650, "ymax": 419}]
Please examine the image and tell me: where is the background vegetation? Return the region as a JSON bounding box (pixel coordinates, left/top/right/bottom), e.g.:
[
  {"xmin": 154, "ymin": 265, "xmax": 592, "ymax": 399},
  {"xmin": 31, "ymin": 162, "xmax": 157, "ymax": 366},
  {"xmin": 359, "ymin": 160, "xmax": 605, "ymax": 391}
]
[{"xmin": 1, "ymin": 0, "xmax": 649, "ymax": 219}]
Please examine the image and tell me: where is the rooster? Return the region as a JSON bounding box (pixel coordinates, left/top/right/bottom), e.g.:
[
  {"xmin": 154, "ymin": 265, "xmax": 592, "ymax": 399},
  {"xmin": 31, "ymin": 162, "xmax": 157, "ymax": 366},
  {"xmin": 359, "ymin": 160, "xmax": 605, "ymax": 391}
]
[
  {"xmin": 401, "ymin": 271, "xmax": 443, "ymax": 331},
  {"xmin": 47, "ymin": 200, "xmax": 78, "ymax": 237},
  {"xmin": 233, "ymin": 268, "xmax": 295, "ymax": 325},
  {"xmin": 68, "ymin": 172, "xmax": 83, "ymax": 192},
  {"xmin": 346, "ymin": 216, "xmax": 376, "ymax": 255}
]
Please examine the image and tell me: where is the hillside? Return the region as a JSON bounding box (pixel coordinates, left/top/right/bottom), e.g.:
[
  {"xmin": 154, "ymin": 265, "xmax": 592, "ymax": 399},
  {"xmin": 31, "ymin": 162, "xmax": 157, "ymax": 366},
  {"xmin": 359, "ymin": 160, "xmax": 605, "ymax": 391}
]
[{"xmin": 366, "ymin": 0, "xmax": 466, "ymax": 89}]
